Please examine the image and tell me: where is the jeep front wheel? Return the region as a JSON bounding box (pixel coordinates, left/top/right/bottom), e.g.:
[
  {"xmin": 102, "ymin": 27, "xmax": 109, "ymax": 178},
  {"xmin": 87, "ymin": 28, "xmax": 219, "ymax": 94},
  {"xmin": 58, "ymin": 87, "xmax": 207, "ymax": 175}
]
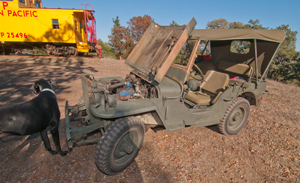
[
  {"xmin": 95, "ymin": 117, "xmax": 145, "ymax": 175},
  {"xmin": 218, "ymin": 97, "xmax": 250, "ymax": 135}
]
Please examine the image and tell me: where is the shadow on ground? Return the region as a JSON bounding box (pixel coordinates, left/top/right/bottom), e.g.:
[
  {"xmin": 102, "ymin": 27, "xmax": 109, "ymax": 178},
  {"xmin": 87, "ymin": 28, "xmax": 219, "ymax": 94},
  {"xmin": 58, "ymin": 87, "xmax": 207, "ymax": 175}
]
[
  {"xmin": 0, "ymin": 57, "xmax": 97, "ymax": 105},
  {"xmin": 0, "ymin": 57, "xmax": 146, "ymax": 182}
]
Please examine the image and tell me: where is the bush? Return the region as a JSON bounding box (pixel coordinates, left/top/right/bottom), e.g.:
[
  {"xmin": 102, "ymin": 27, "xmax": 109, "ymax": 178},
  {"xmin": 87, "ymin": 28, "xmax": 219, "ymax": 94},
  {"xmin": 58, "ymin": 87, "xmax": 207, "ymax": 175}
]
[
  {"xmin": 97, "ymin": 39, "xmax": 116, "ymax": 58},
  {"xmin": 268, "ymin": 62, "xmax": 300, "ymax": 86}
]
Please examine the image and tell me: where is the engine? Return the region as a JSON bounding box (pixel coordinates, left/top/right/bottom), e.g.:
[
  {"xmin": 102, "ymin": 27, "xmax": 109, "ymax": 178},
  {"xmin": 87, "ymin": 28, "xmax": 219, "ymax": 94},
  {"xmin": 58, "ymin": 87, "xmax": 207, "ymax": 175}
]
[{"xmin": 104, "ymin": 74, "xmax": 157, "ymax": 102}]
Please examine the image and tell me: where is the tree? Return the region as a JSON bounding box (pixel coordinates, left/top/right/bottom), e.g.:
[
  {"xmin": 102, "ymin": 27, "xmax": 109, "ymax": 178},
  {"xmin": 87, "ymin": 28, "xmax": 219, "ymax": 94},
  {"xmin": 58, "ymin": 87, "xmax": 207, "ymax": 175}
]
[
  {"xmin": 108, "ymin": 26, "xmax": 131, "ymax": 58},
  {"xmin": 112, "ymin": 16, "xmax": 121, "ymax": 28},
  {"xmin": 127, "ymin": 15, "xmax": 153, "ymax": 43},
  {"xmin": 109, "ymin": 15, "xmax": 153, "ymax": 58},
  {"xmin": 97, "ymin": 39, "xmax": 115, "ymax": 58},
  {"xmin": 229, "ymin": 19, "xmax": 268, "ymax": 30},
  {"xmin": 274, "ymin": 24, "xmax": 298, "ymax": 61},
  {"xmin": 206, "ymin": 18, "xmax": 228, "ymax": 29},
  {"xmin": 228, "ymin": 21, "xmax": 245, "ymax": 29},
  {"xmin": 108, "ymin": 16, "xmax": 130, "ymax": 58},
  {"xmin": 170, "ymin": 20, "xmax": 179, "ymax": 26},
  {"xmin": 247, "ymin": 19, "xmax": 268, "ymax": 30}
]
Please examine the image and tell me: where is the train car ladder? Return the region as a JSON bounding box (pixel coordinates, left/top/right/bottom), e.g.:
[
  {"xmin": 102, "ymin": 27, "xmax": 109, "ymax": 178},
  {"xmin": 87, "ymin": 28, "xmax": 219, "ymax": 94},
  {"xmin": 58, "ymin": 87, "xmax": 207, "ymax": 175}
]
[
  {"xmin": 80, "ymin": 4, "xmax": 101, "ymax": 57},
  {"xmin": 81, "ymin": 4, "xmax": 97, "ymax": 45}
]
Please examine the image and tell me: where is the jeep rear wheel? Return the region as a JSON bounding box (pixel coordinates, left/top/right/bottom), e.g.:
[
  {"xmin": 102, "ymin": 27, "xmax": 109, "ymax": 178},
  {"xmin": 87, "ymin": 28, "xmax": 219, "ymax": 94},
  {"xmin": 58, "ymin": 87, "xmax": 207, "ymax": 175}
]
[
  {"xmin": 95, "ymin": 117, "xmax": 144, "ymax": 175},
  {"xmin": 218, "ymin": 97, "xmax": 250, "ymax": 135}
]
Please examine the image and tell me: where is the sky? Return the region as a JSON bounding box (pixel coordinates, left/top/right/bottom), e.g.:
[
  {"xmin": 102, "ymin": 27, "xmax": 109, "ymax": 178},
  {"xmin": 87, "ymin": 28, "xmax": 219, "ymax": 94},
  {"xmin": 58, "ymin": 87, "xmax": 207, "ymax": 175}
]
[{"xmin": 43, "ymin": 0, "xmax": 300, "ymax": 51}]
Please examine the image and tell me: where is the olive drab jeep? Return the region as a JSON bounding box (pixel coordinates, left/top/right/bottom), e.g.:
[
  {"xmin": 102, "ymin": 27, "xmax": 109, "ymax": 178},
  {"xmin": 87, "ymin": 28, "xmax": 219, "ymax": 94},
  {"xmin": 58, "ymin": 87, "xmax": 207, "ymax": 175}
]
[{"xmin": 65, "ymin": 18, "xmax": 285, "ymax": 175}]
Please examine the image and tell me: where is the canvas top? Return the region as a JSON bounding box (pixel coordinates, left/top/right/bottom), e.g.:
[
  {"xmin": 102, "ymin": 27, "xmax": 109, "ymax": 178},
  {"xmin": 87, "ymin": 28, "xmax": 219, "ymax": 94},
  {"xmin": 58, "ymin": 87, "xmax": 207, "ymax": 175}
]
[{"xmin": 190, "ymin": 29, "xmax": 285, "ymax": 43}]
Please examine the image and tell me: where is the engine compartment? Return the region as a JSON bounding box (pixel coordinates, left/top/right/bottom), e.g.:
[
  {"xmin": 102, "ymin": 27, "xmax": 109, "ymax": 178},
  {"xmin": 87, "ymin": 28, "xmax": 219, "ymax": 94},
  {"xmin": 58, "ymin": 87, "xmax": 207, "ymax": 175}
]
[{"xmin": 93, "ymin": 73, "xmax": 158, "ymax": 104}]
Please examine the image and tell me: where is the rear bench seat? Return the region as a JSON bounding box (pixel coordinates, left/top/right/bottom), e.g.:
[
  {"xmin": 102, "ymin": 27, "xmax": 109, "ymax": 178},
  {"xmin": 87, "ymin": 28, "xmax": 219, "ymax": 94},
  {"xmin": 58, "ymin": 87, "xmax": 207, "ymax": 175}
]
[
  {"xmin": 218, "ymin": 61, "xmax": 251, "ymax": 89},
  {"xmin": 218, "ymin": 61, "xmax": 253, "ymax": 77}
]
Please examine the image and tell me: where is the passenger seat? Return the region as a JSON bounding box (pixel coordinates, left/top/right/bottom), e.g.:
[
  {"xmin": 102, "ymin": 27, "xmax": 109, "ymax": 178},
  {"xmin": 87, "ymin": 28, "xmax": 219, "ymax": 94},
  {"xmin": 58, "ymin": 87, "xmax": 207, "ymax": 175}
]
[{"xmin": 186, "ymin": 70, "xmax": 229, "ymax": 105}]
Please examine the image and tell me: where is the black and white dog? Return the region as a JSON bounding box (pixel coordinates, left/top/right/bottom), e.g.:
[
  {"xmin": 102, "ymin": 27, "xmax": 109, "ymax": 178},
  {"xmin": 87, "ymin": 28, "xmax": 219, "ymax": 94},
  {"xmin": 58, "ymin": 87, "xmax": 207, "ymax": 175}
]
[{"xmin": 0, "ymin": 79, "xmax": 67, "ymax": 156}]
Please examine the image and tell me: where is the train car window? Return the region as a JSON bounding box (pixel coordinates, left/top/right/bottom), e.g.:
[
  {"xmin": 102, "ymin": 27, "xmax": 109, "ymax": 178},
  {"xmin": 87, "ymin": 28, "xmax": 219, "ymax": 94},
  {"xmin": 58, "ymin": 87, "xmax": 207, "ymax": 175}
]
[
  {"xmin": 19, "ymin": 0, "xmax": 25, "ymax": 3},
  {"xmin": 79, "ymin": 21, "xmax": 82, "ymax": 32},
  {"xmin": 75, "ymin": 21, "xmax": 77, "ymax": 31},
  {"xmin": 52, "ymin": 19, "xmax": 59, "ymax": 29},
  {"xmin": 36, "ymin": 1, "xmax": 41, "ymax": 8}
]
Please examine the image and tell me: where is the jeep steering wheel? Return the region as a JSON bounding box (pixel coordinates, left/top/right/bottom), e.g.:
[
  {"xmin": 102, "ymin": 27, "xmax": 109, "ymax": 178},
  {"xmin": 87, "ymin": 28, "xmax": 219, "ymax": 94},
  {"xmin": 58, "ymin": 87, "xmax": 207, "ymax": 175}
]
[{"xmin": 191, "ymin": 63, "xmax": 204, "ymax": 81}]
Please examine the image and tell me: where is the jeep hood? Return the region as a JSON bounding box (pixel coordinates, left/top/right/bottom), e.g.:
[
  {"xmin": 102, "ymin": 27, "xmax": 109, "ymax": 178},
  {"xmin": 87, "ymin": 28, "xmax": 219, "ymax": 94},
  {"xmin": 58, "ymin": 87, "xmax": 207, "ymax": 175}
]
[{"xmin": 125, "ymin": 18, "xmax": 197, "ymax": 84}]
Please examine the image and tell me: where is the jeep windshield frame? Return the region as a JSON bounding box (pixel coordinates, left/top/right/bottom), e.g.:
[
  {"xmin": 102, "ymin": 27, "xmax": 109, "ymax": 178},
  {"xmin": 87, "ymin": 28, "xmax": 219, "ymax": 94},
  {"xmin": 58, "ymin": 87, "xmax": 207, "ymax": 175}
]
[
  {"xmin": 166, "ymin": 39, "xmax": 201, "ymax": 84},
  {"xmin": 125, "ymin": 18, "xmax": 197, "ymax": 85}
]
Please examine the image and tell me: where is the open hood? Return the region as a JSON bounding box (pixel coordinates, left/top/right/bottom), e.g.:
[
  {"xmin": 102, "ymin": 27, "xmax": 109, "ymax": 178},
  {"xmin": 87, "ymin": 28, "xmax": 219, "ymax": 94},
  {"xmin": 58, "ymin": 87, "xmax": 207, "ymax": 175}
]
[{"xmin": 125, "ymin": 18, "xmax": 197, "ymax": 84}]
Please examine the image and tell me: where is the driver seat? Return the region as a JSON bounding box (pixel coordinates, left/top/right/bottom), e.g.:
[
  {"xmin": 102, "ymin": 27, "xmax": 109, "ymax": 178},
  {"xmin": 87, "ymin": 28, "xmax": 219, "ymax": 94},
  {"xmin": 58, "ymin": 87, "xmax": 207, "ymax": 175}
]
[{"xmin": 186, "ymin": 70, "xmax": 229, "ymax": 105}]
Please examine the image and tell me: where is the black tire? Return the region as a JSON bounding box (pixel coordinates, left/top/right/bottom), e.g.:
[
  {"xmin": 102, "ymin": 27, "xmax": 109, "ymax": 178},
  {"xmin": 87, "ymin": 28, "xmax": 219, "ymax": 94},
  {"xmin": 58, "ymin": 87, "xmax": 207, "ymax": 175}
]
[
  {"xmin": 95, "ymin": 117, "xmax": 145, "ymax": 175},
  {"xmin": 218, "ymin": 97, "xmax": 250, "ymax": 135}
]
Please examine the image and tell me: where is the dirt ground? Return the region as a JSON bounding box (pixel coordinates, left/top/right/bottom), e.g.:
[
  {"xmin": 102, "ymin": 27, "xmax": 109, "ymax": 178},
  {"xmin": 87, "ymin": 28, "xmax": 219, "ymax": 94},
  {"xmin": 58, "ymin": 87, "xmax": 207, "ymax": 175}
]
[{"xmin": 0, "ymin": 56, "xmax": 299, "ymax": 182}]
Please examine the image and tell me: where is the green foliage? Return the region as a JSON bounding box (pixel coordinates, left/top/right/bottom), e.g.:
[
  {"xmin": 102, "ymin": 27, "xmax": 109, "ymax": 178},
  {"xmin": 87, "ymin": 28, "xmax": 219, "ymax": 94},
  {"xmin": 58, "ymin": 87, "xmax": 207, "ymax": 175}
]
[
  {"xmin": 175, "ymin": 41, "xmax": 195, "ymax": 65},
  {"xmin": 97, "ymin": 39, "xmax": 116, "ymax": 58},
  {"xmin": 206, "ymin": 18, "xmax": 228, "ymax": 29},
  {"xmin": 268, "ymin": 62, "xmax": 300, "ymax": 86},
  {"xmin": 247, "ymin": 19, "xmax": 268, "ymax": 30},
  {"xmin": 228, "ymin": 21, "xmax": 244, "ymax": 29},
  {"xmin": 274, "ymin": 24, "xmax": 298, "ymax": 61},
  {"xmin": 113, "ymin": 16, "xmax": 121, "ymax": 28},
  {"xmin": 270, "ymin": 24, "xmax": 299, "ymax": 85},
  {"xmin": 228, "ymin": 19, "xmax": 268, "ymax": 30},
  {"xmin": 170, "ymin": 20, "xmax": 179, "ymax": 26},
  {"xmin": 230, "ymin": 41, "xmax": 251, "ymax": 54}
]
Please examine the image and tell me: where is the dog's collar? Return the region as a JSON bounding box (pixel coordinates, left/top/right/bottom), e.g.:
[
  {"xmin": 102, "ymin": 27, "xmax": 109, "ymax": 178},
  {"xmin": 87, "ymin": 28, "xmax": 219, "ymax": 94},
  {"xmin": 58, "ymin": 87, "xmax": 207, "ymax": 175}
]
[{"xmin": 41, "ymin": 88, "xmax": 55, "ymax": 95}]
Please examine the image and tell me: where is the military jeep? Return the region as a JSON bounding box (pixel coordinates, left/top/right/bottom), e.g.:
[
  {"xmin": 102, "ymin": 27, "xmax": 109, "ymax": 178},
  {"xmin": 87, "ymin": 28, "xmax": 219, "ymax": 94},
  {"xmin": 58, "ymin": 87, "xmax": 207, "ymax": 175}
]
[{"xmin": 65, "ymin": 18, "xmax": 285, "ymax": 175}]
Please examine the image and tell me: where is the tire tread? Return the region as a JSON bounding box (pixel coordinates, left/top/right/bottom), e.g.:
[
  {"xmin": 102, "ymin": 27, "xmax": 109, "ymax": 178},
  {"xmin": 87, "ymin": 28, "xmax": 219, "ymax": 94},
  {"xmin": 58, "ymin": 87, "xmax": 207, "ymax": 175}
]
[
  {"xmin": 95, "ymin": 117, "xmax": 144, "ymax": 175},
  {"xmin": 218, "ymin": 97, "xmax": 250, "ymax": 135}
]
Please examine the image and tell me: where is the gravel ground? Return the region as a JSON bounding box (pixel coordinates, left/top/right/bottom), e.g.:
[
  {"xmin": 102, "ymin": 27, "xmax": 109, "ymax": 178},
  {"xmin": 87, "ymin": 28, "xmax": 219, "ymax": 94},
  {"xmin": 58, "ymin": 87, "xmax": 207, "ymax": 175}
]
[{"xmin": 0, "ymin": 56, "xmax": 299, "ymax": 182}]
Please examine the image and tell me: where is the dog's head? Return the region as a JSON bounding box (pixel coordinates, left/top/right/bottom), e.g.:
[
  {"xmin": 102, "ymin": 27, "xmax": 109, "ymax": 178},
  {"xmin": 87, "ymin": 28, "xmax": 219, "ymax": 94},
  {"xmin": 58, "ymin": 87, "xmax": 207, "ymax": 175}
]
[{"xmin": 32, "ymin": 79, "xmax": 57, "ymax": 95}]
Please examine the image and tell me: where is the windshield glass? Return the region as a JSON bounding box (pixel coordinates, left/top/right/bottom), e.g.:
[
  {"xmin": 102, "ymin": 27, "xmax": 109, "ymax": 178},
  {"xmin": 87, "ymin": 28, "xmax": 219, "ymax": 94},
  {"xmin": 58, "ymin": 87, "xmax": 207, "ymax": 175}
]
[{"xmin": 174, "ymin": 40, "xmax": 196, "ymax": 67}]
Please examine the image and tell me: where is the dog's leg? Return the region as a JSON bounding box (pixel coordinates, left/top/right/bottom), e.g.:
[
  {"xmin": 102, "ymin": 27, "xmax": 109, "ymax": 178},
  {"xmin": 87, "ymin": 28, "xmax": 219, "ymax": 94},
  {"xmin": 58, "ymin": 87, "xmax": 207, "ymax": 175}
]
[
  {"xmin": 51, "ymin": 126, "xmax": 68, "ymax": 156},
  {"xmin": 40, "ymin": 129, "xmax": 58, "ymax": 155}
]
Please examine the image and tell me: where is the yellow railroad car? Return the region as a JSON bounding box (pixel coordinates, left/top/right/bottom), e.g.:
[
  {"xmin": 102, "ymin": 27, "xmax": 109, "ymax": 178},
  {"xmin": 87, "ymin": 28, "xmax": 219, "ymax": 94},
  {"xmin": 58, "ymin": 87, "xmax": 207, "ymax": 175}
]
[{"xmin": 0, "ymin": 0, "xmax": 99, "ymax": 56}]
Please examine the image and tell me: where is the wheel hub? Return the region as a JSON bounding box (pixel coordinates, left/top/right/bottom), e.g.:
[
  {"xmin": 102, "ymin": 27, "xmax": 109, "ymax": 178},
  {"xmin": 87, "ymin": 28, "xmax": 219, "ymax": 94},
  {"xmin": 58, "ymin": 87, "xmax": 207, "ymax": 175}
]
[
  {"xmin": 229, "ymin": 108, "xmax": 243, "ymax": 126},
  {"xmin": 120, "ymin": 138, "xmax": 134, "ymax": 154},
  {"xmin": 114, "ymin": 132, "xmax": 136, "ymax": 159}
]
